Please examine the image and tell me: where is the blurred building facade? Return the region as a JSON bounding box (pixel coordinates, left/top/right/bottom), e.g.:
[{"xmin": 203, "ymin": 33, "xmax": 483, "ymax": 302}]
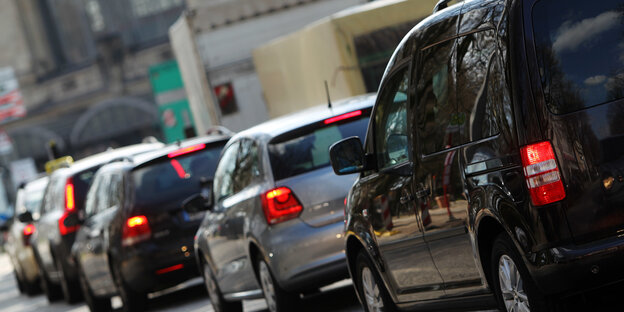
[
  {"xmin": 170, "ymin": 0, "xmax": 367, "ymax": 133},
  {"xmin": 0, "ymin": 0, "xmax": 186, "ymax": 172}
]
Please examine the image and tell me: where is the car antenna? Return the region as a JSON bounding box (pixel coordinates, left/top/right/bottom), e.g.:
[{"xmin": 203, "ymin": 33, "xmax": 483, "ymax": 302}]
[{"xmin": 325, "ymin": 80, "xmax": 333, "ymax": 111}]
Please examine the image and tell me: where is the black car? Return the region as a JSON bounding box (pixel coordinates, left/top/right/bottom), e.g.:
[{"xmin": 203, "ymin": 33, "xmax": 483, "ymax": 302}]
[
  {"xmin": 31, "ymin": 142, "xmax": 164, "ymax": 303},
  {"xmin": 330, "ymin": 0, "xmax": 624, "ymax": 311},
  {"xmin": 72, "ymin": 135, "xmax": 229, "ymax": 312},
  {"xmin": 194, "ymin": 95, "xmax": 374, "ymax": 312}
]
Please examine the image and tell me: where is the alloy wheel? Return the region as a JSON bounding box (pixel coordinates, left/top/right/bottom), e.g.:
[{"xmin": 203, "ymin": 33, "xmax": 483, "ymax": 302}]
[
  {"xmin": 498, "ymin": 255, "xmax": 530, "ymax": 312},
  {"xmin": 258, "ymin": 261, "xmax": 277, "ymax": 312},
  {"xmin": 361, "ymin": 266, "xmax": 384, "ymax": 312}
]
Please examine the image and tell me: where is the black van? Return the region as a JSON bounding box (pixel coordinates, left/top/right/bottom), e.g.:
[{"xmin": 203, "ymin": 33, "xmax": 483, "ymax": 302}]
[{"xmin": 330, "ymin": 0, "xmax": 624, "ymax": 311}]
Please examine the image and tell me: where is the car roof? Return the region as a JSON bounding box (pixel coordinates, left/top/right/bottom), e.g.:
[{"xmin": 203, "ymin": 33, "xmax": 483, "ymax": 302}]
[
  {"xmin": 231, "ymin": 93, "xmax": 376, "ymax": 142},
  {"xmin": 50, "ymin": 142, "xmax": 165, "ymax": 178},
  {"xmin": 130, "ymin": 134, "xmax": 231, "ymax": 168}
]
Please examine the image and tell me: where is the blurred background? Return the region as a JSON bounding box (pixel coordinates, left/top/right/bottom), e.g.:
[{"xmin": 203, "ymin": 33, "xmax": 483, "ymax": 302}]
[{"xmin": 0, "ymin": 0, "xmax": 437, "ymax": 227}]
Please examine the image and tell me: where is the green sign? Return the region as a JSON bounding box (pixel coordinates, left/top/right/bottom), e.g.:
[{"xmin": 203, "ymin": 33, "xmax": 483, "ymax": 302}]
[{"xmin": 149, "ymin": 61, "xmax": 195, "ymax": 143}]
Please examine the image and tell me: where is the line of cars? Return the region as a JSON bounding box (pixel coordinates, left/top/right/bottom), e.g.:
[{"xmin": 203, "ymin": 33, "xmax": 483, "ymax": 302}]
[
  {"xmin": 3, "ymin": 94, "xmax": 375, "ymax": 312},
  {"xmin": 6, "ymin": 0, "xmax": 623, "ymax": 311}
]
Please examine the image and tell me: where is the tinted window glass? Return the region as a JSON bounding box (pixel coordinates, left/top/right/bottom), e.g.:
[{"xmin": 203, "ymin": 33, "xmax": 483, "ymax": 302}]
[
  {"xmin": 375, "ymin": 68, "xmax": 410, "ymax": 169},
  {"xmin": 417, "ymin": 40, "xmax": 457, "ymax": 155},
  {"xmin": 73, "ymin": 167, "xmax": 99, "ymax": 211},
  {"xmin": 268, "ymin": 116, "xmax": 369, "ymax": 181},
  {"xmin": 214, "ymin": 142, "xmax": 239, "ymax": 203},
  {"xmin": 84, "ymin": 173, "xmax": 102, "ymax": 217},
  {"xmin": 456, "ymin": 29, "xmax": 500, "ymax": 142},
  {"xmin": 132, "ymin": 146, "xmax": 223, "ymax": 207},
  {"xmin": 233, "ymin": 139, "xmax": 261, "ymax": 191},
  {"xmin": 533, "ymin": 0, "xmax": 624, "ymax": 114}
]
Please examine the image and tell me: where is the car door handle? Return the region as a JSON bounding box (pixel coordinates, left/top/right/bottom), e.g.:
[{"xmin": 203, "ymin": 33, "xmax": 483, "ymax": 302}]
[{"xmin": 415, "ymin": 188, "xmax": 430, "ymax": 199}]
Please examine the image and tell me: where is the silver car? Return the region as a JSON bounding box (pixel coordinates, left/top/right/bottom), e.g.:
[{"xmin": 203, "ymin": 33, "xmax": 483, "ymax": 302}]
[
  {"xmin": 194, "ymin": 94, "xmax": 374, "ymax": 312},
  {"xmin": 5, "ymin": 176, "xmax": 48, "ymax": 295}
]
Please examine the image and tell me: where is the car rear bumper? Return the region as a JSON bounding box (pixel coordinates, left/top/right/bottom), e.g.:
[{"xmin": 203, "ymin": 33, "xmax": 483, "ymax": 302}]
[
  {"xmin": 529, "ymin": 235, "xmax": 624, "ymax": 296},
  {"xmin": 262, "ymin": 219, "xmax": 349, "ymax": 291},
  {"xmin": 120, "ymin": 240, "xmax": 199, "ymax": 293}
]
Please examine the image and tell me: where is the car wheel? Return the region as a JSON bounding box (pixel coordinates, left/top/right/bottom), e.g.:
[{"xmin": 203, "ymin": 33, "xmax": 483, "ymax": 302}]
[
  {"xmin": 202, "ymin": 261, "xmax": 242, "ymax": 312},
  {"xmin": 23, "ymin": 277, "xmax": 41, "ymax": 296},
  {"xmin": 78, "ymin": 265, "xmax": 111, "ymax": 312},
  {"xmin": 40, "ymin": 266, "xmax": 63, "ymax": 302},
  {"xmin": 257, "ymin": 259, "xmax": 299, "ymax": 312},
  {"xmin": 491, "ymin": 233, "xmax": 562, "ymax": 312},
  {"xmin": 56, "ymin": 259, "xmax": 82, "ymax": 303},
  {"xmin": 113, "ymin": 264, "xmax": 147, "ymax": 312},
  {"xmin": 355, "ymin": 250, "xmax": 396, "ymax": 312},
  {"xmin": 14, "ymin": 270, "xmax": 26, "ymax": 294}
]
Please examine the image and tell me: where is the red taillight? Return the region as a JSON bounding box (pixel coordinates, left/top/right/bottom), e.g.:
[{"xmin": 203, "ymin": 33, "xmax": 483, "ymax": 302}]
[
  {"xmin": 170, "ymin": 159, "xmax": 187, "ymax": 178},
  {"xmin": 520, "ymin": 141, "xmax": 566, "ymax": 206},
  {"xmin": 261, "ymin": 187, "xmax": 303, "ymax": 225},
  {"xmin": 122, "ymin": 215, "xmax": 151, "ymax": 247},
  {"xmin": 324, "ymin": 110, "xmax": 362, "ymax": 125},
  {"xmin": 65, "ymin": 178, "xmax": 75, "ymax": 211},
  {"xmin": 156, "ymin": 264, "xmax": 184, "ymax": 275},
  {"xmin": 168, "ymin": 144, "xmax": 206, "ymax": 158},
  {"xmin": 59, "ymin": 178, "xmax": 79, "ymax": 236},
  {"xmin": 22, "ymin": 224, "xmax": 35, "ymax": 246}
]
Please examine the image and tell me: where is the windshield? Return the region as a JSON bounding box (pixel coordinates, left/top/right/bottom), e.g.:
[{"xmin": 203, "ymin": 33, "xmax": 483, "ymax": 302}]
[
  {"xmin": 131, "ymin": 145, "xmax": 223, "ymax": 207},
  {"xmin": 269, "ymin": 114, "xmax": 370, "ymax": 181},
  {"xmin": 532, "ymin": 0, "xmax": 624, "ymax": 114}
]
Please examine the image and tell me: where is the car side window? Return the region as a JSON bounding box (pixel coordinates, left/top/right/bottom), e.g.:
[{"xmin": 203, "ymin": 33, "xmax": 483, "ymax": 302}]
[
  {"xmin": 232, "ymin": 139, "xmax": 261, "ymax": 192},
  {"xmin": 374, "ymin": 67, "xmax": 410, "ymax": 170},
  {"xmin": 85, "ymin": 174, "xmax": 102, "ymax": 217},
  {"xmin": 108, "ymin": 172, "xmax": 123, "ymax": 209},
  {"xmin": 95, "ymin": 173, "xmax": 111, "ymax": 214},
  {"xmin": 213, "ymin": 142, "xmax": 240, "ymax": 203},
  {"xmin": 416, "ymin": 39, "xmax": 457, "ymax": 155}
]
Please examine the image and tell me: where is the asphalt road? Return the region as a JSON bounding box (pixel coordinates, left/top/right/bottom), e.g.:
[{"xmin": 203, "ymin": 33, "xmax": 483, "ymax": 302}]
[{"xmin": 0, "ymin": 252, "xmax": 363, "ymax": 312}]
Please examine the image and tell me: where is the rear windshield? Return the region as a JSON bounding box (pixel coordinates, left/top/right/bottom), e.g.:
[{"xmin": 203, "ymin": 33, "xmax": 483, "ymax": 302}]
[
  {"xmin": 16, "ymin": 186, "xmax": 46, "ymax": 215},
  {"xmin": 74, "ymin": 168, "xmax": 98, "ymax": 210},
  {"xmin": 532, "ymin": 0, "xmax": 624, "ymax": 114},
  {"xmin": 131, "ymin": 145, "xmax": 223, "ymax": 207},
  {"xmin": 269, "ymin": 114, "xmax": 370, "ymax": 181}
]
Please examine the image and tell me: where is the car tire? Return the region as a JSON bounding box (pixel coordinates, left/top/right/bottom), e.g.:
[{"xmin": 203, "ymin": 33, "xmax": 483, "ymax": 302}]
[
  {"xmin": 78, "ymin": 265, "xmax": 111, "ymax": 312},
  {"xmin": 355, "ymin": 250, "xmax": 396, "ymax": 312},
  {"xmin": 491, "ymin": 233, "xmax": 563, "ymax": 312},
  {"xmin": 257, "ymin": 259, "xmax": 299, "ymax": 312},
  {"xmin": 202, "ymin": 261, "xmax": 243, "ymax": 312},
  {"xmin": 113, "ymin": 264, "xmax": 147, "ymax": 312},
  {"xmin": 40, "ymin": 266, "xmax": 63, "ymax": 302},
  {"xmin": 23, "ymin": 277, "xmax": 41, "ymax": 296},
  {"xmin": 56, "ymin": 259, "xmax": 83, "ymax": 303},
  {"xmin": 14, "ymin": 270, "xmax": 25, "ymax": 294}
]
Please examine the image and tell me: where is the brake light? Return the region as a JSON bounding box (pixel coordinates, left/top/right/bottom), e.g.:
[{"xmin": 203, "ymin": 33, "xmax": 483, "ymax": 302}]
[
  {"xmin": 520, "ymin": 141, "xmax": 566, "ymax": 206},
  {"xmin": 59, "ymin": 178, "xmax": 79, "ymax": 236},
  {"xmin": 170, "ymin": 159, "xmax": 187, "ymax": 178},
  {"xmin": 261, "ymin": 187, "xmax": 303, "ymax": 225},
  {"xmin": 65, "ymin": 179, "xmax": 75, "ymax": 211},
  {"xmin": 22, "ymin": 224, "xmax": 35, "ymax": 246},
  {"xmin": 168, "ymin": 144, "xmax": 206, "ymax": 158},
  {"xmin": 324, "ymin": 110, "xmax": 362, "ymax": 125},
  {"xmin": 122, "ymin": 215, "xmax": 152, "ymax": 247}
]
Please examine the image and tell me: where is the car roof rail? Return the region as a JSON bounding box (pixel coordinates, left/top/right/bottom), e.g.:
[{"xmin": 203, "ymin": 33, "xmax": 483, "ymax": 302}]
[
  {"xmin": 206, "ymin": 126, "xmax": 235, "ymax": 137},
  {"xmin": 433, "ymin": 0, "xmax": 453, "ymax": 13}
]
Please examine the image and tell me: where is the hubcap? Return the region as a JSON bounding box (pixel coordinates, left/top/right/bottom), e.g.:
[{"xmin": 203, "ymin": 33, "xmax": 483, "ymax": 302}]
[
  {"xmin": 498, "ymin": 255, "xmax": 530, "ymax": 312},
  {"xmin": 361, "ymin": 267, "xmax": 384, "ymax": 312},
  {"xmin": 259, "ymin": 261, "xmax": 277, "ymax": 312}
]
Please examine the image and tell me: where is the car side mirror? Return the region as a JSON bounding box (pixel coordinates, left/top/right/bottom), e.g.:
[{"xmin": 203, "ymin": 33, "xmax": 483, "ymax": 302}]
[
  {"xmin": 182, "ymin": 194, "xmax": 212, "ymax": 213},
  {"xmin": 330, "ymin": 137, "xmax": 367, "ymax": 175},
  {"xmin": 17, "ymin": 211, "xmax": 34, "ymax": 223}
]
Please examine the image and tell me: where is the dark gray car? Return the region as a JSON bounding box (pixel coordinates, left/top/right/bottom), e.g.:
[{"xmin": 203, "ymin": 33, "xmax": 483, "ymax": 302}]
[{"xmin": 194, "ymin": 94, "xmax": 375, "ymax": 312}]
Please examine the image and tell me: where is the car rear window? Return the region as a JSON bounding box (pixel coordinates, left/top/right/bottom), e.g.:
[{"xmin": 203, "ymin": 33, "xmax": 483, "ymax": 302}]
[
  {"xmin": 268, "ymin": 113, "xmax": 370, "ymax": 181},
  {"xmin": 532, "ymin": 0, "xmax": 624, "ymax": 114},
  {"xmin": 131, "ymin": 145, "xmax": 223, "ymax": 207}
]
